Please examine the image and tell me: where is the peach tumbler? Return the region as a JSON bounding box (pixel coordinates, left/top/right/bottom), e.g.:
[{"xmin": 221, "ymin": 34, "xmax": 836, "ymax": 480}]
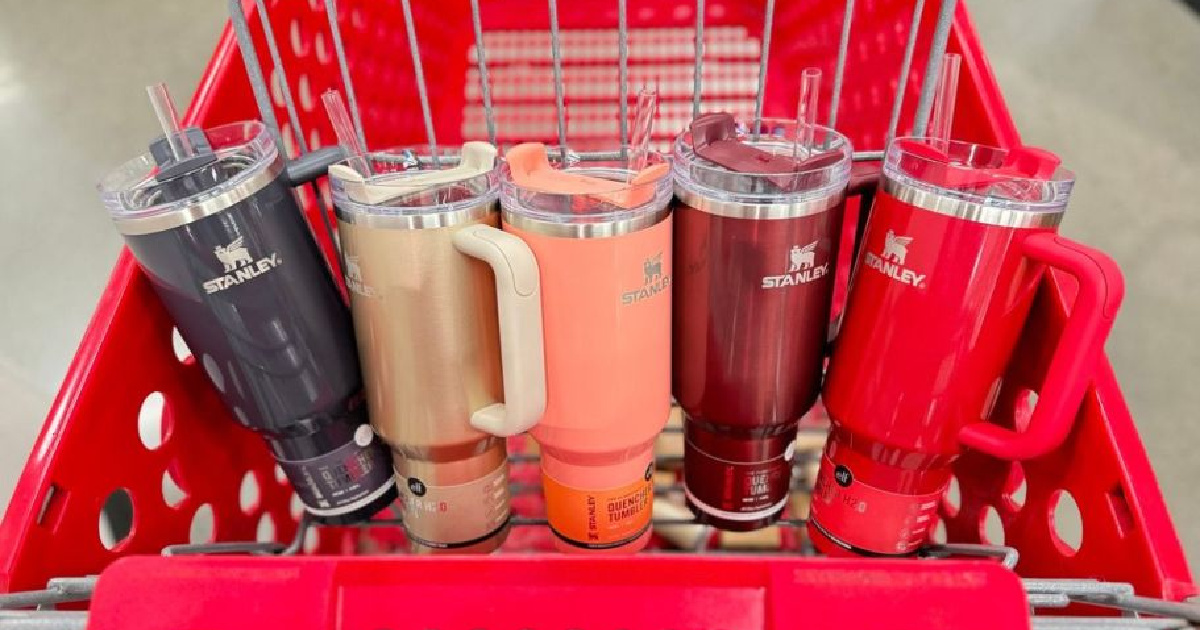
[{"xmin": 500, "ymin": 144, "xmax": 672, "ymax": 552}]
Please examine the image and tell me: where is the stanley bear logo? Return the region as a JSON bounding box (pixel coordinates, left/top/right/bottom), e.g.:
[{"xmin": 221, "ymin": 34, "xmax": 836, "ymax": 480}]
[
  {"xmin": 214, "ymin": 237, "xmax": 253, "ymax": 273},
  {"xmin": 864, "ymin": 230, "xmax": 925, "ymax": 287},
  {"xmin": 202, "ymin": 236, "xmax": 281, "ymax": 294},
  {"xmin": 788, "ymin": 242, "xmax": 817, "ymax": 272},
  {"xmin": 345, "ymin": 256, "xmax": 363, "ymax": 282},
  {"xmin": 343, "ymin": 255, "xmax": 376, "ymax": 298},
  {"xmin": 763, "ymin": 240, "xmax": 829, "ymax": 289},
  {"xmin": 643, "ymin": 253, "xmax": 663, "ymax": 285},
  {"xmin": 881, "ymin": 229, "xmax": 913, "ymax": 265},
  {"xmin": 622, "ymin": 251, "xmax": 671, "ymax": 305}
]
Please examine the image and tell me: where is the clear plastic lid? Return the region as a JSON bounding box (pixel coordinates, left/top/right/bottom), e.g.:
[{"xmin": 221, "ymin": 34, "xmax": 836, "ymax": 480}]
[
  {"xmin": 498, "ymin": 143, "xmax": 672, "ymax": 238},
  {"xmin": 329, "ymin": 145, "xmax": 498, "ymax": 226},
  {"xmin": 672, "ymin": 117, "xmax": 853, "ymax": 207},
  {"xmin": 885, "ymin": 137, "xmax": 1074, "ymax": 213},
  {"xmin": 98, "ymin": 121, "xmax": 279, "ymax": 223}
]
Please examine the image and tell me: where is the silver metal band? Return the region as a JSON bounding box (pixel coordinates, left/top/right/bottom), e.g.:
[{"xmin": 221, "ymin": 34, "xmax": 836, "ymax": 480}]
[
  {"xmin": 674, "ymin": 185, "xmax": 845, "ymax": 220},
  {"xmin": 336, "ymin": 199, "xmax": 497, "ymax": 230},
  {"xmin": 112, "ymin": 157, "xmax": 285, "ymax": 236},
  {"xmin": 882, "ymin": 177, "xmax": 1064, "ymax": 229},
  {"xmin": 501, "ymin": 206, "xmax": 669, "ymax": 238}
]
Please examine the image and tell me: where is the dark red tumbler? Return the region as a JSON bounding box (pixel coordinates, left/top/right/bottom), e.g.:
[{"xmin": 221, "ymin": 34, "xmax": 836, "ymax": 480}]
[
  {"xmin": 810, "ymin": 138, "xmax": 1125, "ymax": 556},
  {"xmin": 672, "ymin": 116, "xmax": 852, "ymax": 530}
]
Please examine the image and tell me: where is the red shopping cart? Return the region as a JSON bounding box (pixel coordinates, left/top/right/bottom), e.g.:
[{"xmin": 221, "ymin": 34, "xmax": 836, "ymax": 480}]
[{"xmin": 0, "ymin": 0, "xmax": 1194, "ymax": 628}]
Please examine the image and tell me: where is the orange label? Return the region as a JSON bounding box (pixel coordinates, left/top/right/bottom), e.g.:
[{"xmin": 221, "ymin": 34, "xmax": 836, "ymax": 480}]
[{"xmin": 542, "ymin": 468, "xmax": 654, "ymax": 549}]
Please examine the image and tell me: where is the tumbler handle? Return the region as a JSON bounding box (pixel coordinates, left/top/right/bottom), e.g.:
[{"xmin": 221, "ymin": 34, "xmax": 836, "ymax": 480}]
[
  {"xmin": 453, "ymin": 224, "xmax": 547, "ymax": 436},
  {"xmin": 959, "ymin": 232, "xmax": 1125, "ymax": 460}
]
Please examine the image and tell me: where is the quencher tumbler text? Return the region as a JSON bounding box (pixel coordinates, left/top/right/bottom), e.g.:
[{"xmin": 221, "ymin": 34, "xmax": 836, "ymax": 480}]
[
  {"xmin": 673, "ymin": 114, "xmax": 852, "ymax": 530},
  {"xmin": 330, "ymin": 142, "xmax": 546, "ymax": 552},
  {"xmin": 500, "ymin": 143, "xmax": 672, "ymax": 553},
  {"xmin": 97, "ymin": 120, "xmax": 397, "ymax": 523},
  {"xmin": 810, "ymin": 138, "xmax": 1125, "ymax": 556}
]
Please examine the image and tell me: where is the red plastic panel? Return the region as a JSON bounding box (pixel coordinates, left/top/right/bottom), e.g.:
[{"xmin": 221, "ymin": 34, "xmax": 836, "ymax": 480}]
[
  {"xmin": 945, "ymin": 273, "xmax": 1197, "ymax": 602},
  {"xmin": 0, "ymin": 252, "xmax": 305, "ymax": 593},
  {"xmin": 85, "ymin": 555, "xmax": 1029, "ymax": 630}
]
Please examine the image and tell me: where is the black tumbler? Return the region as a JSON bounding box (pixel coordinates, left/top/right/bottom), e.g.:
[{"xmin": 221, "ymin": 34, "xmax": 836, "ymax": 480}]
[{"xmin": 97, "ymin": 120, "xmax": 397, "ymax": 523}]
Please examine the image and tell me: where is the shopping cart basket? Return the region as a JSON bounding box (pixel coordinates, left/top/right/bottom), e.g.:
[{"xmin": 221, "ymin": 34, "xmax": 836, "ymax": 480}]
[{"xmin": 0, "ymin": 0, "xmax": 1194, "ymax": 628}]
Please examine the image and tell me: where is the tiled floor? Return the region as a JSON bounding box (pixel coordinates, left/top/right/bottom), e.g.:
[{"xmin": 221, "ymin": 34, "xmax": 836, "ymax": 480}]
[{"xmin": 0, "ymin": 0, "xmax": 1195, "ymax": 569}]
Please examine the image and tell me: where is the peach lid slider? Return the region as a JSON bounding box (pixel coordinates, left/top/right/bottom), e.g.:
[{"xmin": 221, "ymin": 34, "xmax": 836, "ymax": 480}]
[{"xmin": 504, "ymin": 142, "xmax": 668, "ymax": 209}]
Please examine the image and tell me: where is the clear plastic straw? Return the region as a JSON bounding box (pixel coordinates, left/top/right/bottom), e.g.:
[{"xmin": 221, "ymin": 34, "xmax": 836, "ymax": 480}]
[
  {"xmin": 146, "ymin": 82, "xmax": 194, "ymax": 161},
  {"xmin": 629, "ymin": 85, "xmax": 657, "ymax": 172},
  {"xmin": 928, "ymin": 53, "xmax": 961, "ymax": 149},
  {"xmin": 794, "ymin": 68, "xmax": 821, "ymax": 159},
  {"xmin": 321, "ymin": 89, "xmax": 372, "ymax": 177}
]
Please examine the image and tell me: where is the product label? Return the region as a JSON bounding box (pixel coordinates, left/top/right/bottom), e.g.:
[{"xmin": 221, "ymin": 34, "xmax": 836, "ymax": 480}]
[
  {"xmin": 278, "ymin": 424, "xmax": 396, "ymax": 517},
  {"xmin": 810, "ymin": 455, "xmax": 943, "ymax": 555},
  {"xmin": 397, "ymin": 461, "xmax": 511, "ymax": 549},
  {"xmin": 684, "ymin": 440, "xmax": 792, "ymax": 520},
  {"xmin": 542, "ymin": 464, "xmax": 654, "ymax": 549}
]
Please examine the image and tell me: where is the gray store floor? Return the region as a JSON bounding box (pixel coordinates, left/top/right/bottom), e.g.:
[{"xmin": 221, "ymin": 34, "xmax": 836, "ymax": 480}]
[{"xmin": 0, "ymin": 0, "xmax": 1196, "ymax": 568}]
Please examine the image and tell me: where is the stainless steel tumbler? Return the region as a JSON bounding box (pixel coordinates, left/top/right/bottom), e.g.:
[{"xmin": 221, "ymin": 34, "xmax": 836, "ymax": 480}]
[{"xmin": 98, "ymin": 119, "xmax": 397, "ymax": 523}]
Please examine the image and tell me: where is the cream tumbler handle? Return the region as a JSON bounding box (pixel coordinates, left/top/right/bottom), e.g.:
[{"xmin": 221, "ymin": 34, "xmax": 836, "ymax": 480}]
[{"xmin": 452, "ymin": 224, "xmax": 546, "ymax": 436}]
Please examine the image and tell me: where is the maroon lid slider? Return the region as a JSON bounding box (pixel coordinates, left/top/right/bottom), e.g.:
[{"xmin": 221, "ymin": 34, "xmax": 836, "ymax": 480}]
[{"xmin": 690, "ymin": 112, "xmax": 841, "ymax": 193}]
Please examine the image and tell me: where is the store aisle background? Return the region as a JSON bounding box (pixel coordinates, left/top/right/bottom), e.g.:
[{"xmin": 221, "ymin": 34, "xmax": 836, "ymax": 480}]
[{"xmin": 0, "ymin": 0, "xmax": 1196, "ymax": 564}]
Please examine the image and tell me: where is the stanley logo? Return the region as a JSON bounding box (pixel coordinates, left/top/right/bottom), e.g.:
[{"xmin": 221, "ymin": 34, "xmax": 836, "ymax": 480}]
[
  {"xmin": 343, "ymin": 254, "xmax": 376, "ymax": 297},
  {"xmin": 863, "ymin": 230, "xmax": 925, "ymax": 288},
  {"xmin": 621, "ymin": 252, "xmax": 671, "ymax": 305},
  {"xmin": 762, "ymin": 241, "xmax": 829, "ymax": 289},
  {"xmin": 203, "ymin": 236, "xmax": 281, "ymax": 294}
]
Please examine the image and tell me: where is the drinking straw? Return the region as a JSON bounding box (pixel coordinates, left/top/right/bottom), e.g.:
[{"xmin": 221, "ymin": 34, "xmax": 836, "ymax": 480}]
[
  {"xmin": 928, "ymin": 53, "xmax": 962, "ymax": 148},
  {"xmin": 321, "ymin": 89, "xmax": 372, "ymax": 177},
  {"xmin": 794, "ymin": 68, "xmax": 821, "ymax": 159},
  {"xmin": 146, "ymin": 82, "xmax": 194, "ymax": 161},
  {"xmin": 629, "ymin": 85, "xmax": 658, "ymax": 172}
]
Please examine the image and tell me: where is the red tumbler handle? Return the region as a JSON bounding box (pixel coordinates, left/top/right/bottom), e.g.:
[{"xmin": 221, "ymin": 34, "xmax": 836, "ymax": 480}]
[{"xmin": 958, "ymin": 232, "xmax": 1125, "ymax": 460}]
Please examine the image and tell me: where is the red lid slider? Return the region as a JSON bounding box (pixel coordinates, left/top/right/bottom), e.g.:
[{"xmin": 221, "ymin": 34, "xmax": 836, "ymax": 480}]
[{"xmin": 893, "ymin": 139, "xmax": 1062, "ymax": 201}]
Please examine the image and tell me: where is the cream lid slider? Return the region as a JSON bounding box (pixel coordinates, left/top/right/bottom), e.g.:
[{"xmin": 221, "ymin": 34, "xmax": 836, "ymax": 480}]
[{"xmin": 329, "ymin": 142, "xmax": 498, "ymax": 206}]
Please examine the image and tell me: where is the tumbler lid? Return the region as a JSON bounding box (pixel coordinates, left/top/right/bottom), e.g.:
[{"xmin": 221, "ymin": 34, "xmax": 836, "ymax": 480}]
[
  {"xmin": 882, "ymin": 138, "xmax": 1074, "ymax": 227},
  {"xmin": 498, "ymin": 143, "xmax": 671, "ymax": 238},
  {"xmin": 330, "ymin": 143, "xmax": 498, "ymax": 230},
  {"xmin": 98, "ymin": 120, "xmax": 283, "ymax": 236},
  {"xmin": 672, "ymin": 115, "xmax": 852, "ymax": 218},
  {"xmin": 690, "ymin": 113, "xmax": 844, "ymax": 186}
]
